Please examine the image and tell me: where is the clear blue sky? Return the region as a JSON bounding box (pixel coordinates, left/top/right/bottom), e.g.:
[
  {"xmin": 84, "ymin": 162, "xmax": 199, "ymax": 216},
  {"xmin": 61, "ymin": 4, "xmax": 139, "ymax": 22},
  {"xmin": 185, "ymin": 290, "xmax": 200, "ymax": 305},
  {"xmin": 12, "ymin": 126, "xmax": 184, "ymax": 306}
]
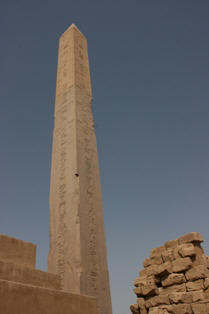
[{"xmin": 0, "ymin": 1, "xmax": 209, "ymax": 313}]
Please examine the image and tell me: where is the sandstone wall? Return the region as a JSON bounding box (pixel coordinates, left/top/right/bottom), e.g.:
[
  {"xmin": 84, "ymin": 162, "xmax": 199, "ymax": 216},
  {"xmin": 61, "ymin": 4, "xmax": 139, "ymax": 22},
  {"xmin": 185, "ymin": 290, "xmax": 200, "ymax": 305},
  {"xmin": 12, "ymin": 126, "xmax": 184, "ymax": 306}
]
[
  {"xmin": 0, "ymin": 233, "xmax": 98, "ymax": 314},
  {"xmin": 130, "ymin": 232, "xmax": 209, "ymax": 314},
  {"xmin": 0, "ymin": 234, "xmax": 36, "ymax": 268}
]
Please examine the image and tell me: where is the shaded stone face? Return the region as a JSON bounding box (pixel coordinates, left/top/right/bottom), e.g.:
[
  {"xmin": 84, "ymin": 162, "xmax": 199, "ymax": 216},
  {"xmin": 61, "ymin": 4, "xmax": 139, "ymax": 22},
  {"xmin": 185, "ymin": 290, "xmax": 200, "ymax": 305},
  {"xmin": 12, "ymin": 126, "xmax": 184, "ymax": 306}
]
[
  {"xmin": 48, "ymin": 24, "xmax": 112, "ymax": 314},
  {"xmin": 0, "ymin": 233, "xmax": 97, "ymax": 314},
  {"xmin": 0, "ymin": 279, "xmax": 97, "ymax": 314},
  {"xmin": 131, "ymin": 232, "xmax": 209, "ymax": 314},
  {"xmin": 0, "ymin": 234, "xmax": 36, "ymax": 268}
]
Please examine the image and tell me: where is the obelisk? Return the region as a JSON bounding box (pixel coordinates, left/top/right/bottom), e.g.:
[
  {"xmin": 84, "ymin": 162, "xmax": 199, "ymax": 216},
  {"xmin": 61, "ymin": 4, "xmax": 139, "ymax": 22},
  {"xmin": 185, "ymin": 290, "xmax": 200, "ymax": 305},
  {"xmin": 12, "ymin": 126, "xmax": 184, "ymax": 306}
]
[{"xmin": 48, "ymin": 24, "xmax": 112, "ymax": 314}]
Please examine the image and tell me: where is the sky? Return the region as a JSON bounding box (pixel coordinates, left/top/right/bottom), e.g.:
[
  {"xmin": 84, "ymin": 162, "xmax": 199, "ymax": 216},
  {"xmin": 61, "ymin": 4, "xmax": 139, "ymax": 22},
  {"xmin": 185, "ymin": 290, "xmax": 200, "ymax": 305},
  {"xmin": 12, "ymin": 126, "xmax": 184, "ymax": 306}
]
[{"xmin": 0, "ymin": 1, "xmax": 209, "ymax": 313}]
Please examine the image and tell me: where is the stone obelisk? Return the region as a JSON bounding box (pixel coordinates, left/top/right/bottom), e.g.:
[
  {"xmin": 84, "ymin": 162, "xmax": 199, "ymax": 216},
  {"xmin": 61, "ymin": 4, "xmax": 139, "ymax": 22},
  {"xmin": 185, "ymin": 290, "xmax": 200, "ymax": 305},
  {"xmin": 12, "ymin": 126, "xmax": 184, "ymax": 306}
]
[{"xmin": 48, "ymin": 24, "xmax": 112, "ymax": 314}]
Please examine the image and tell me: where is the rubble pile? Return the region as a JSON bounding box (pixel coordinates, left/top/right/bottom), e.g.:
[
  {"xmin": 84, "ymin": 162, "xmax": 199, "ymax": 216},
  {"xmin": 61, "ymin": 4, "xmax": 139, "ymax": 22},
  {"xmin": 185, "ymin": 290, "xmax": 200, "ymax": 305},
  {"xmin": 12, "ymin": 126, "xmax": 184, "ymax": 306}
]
[{"xmin": 130, "ymin": 233, "xmax": 209, "ymax": 314}]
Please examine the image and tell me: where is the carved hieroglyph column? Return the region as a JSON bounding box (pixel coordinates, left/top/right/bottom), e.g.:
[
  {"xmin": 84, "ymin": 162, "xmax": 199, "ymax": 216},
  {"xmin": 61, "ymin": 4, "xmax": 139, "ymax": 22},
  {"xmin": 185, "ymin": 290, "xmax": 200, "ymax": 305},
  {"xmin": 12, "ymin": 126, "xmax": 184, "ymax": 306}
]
[{"xmin": 48, "ymin": 24, "xmax": 112, "ymax": 314}]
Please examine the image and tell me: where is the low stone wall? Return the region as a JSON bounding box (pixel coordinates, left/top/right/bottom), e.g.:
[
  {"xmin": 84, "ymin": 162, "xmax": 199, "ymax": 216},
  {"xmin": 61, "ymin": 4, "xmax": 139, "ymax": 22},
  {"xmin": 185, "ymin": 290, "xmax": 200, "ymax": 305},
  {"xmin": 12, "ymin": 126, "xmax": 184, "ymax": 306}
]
[
  {"xmin": 0, "ymin": 234, "xmax": 36, "ymax": 268},
  {"xmin": 130, "ymin": 232, "xmax": 209, "ymax": 314},
  {"xmin": 0, "ymin": 234, "xmax": 98, "ymax": 314}
]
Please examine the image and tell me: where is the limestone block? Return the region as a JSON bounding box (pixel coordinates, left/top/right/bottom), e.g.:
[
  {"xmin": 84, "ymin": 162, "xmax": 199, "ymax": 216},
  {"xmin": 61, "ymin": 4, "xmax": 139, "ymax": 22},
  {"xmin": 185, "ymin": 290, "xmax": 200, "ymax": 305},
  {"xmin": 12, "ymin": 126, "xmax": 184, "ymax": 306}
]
[
  {"xmin": 171, "ymin": 257, "xmax": 192, "ymax": 273},
  {"xmin": 0, "ymin": 234, "xmax": 36, "ymax": 268},
  {"xmin": 162, "ymin": 249, "xmax": 175, "ymax": 263},
  {"xmin": 141, "ymin": 283, "xmax": 158, "ymax": 297},
  {"xmin": 134, "ymin": 277, "xmax": 144, "ymax": 287},
  {"xmin": 192, "ymin": 302, "xmax": 209, "ymax": 314},
  {"xmin": 144, "ymin": 294, "xmax": 170, "ymax": 308},
  {"xmin": 172, "ymin": 247, "xmax": 181, "ymax": 260},
  {"xmin": 137, "ymin": 297, "xmax": 145, "ymax": 307},
  {"xmin": 134, "ymin": 275, "xmax": 155, "ymax": 287},
  {"xmin": 162, "ymin": 273, "xmax": 186, "ymax": 287},
  {"xmin": 186, "ymin": 279, "xmax": 204, "ymax": 291},
  {"xmin": 204, "ymin": 278, "xmax": 209, "ymax": 289},
  {"xmin": 150, "ymin": 305, "xmax": 174, "ymax": 313},
  {"xmin": 190, "ymin": 290, "xmax": 205, "ymax": 302},
  {"xmin": 137, "ymin": 298, "xmax": 147, "ymax": 313},
  {"xmin": 178, "ymin": 244, "xmax": 195, "ymax": 258},
  {"xmin": 185, "ymin": 265, "xmax": 207, "ymax": 281},
  {"xmin": 134, "ymin": 278, "xmax": 159, "ymax": 297},
  {"xmin": 134, "ymin": 287, "xmax": 143, "ymax": 297},
  {"xmin": 164, "ymin": 239, "xmax": 179, "ymax": 249},
  {"xmin": 205, "ymin": 289, "xmax": 209, "ymax": 302},
  {"xmin": 0, "ymin": 278, "xmax": 97, "ymax": 314},
  {"xmin": 0, "ymin": 260, "xmax": 61, "ymax": 290},
  {"xmin": 151, "ymin": 254, "xmax": 164, "ymax": 265},
  {"xmin": 160, "ymin": 283, "xmax": 186, "ymax": 295},
  {"xmin": 192, "ymin": 243, "xmax": 207, "ymax": 266},
  {"xmin": 130, "ymin": 304, "xmax": 140, "ymax": 314},
  {"xmin": 154, "ymin": 262, "xmax": 172, "ymax": 277},
  {"xmin": 172, "ymin": 303, "xmax": 192, "ymax": 313},
  {"xmin": 178, "ymin": 232, "xmax": 203, "ymax": 245},
  {"xmin": 206, "ymin": 256, "xmax": 209, "ymax": 268},
  {"xmin": 143, "ymin": 258, "xmax": 152, "ymax": 268},
  {"xmin": 169, "ymin": 292, "xmax": 192, "ymax": 304},
  {"xmin": 140, "ymin": 265, "xmax": 156, "ymax": 277},
  {"xmin": 150, "ymin": 246, "xmax": 165, "ymax": 258}
]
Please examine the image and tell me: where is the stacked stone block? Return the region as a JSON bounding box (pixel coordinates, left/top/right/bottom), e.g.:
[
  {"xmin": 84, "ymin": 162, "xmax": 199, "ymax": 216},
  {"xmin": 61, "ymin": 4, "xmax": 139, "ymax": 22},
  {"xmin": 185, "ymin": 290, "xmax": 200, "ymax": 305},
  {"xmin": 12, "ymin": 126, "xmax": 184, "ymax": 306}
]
[{"xmin": 130, "ymin": 233, "xmax": 209, "ymax": 314}]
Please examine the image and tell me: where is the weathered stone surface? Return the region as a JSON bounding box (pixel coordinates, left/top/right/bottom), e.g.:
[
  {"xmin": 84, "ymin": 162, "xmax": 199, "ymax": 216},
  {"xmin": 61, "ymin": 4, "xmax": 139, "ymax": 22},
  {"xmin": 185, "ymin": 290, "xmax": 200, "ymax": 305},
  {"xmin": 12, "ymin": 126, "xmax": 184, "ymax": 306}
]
[
  {"xmin": 145, "ymin": 294, "xmax": 170, "ymax": 308},
  {"xmin": 134, "ymin": 287, "xmax": 143, "ymax": 296},
  {"xmin": 134, "ymin": 277, "xmax": 159, "ymax": 297},
  {"xmin": 131, "ymin": 233, "xmax": 209, "ymax": 314},
  {"xmin": 150, "ymin": 246, "xmax": 165, "ymax": 258},
  {"xmin": 171, "ymin": 257, "xmax": 192, "ymax": 273},
  {"xmin": 0, "ymin": 260, "xmax": 61, "ymax": 290},
  {"xmin": 178, "ymin": 232, "xmax": 203, "ymax": 245},
  {"xmin": 162, "ymin": 273, "xmax": 186, "ymax": 287},
  {"xmin": 137, "ymin": 297, "xmax": 145, "ymax": 307},
  {"xmin": 186, "ymin": 279, "xmax": 204, "ymax": 291},
  {"xmin": 165, "ymin": 239, "xmax": 179, "ymax": 249},
  {"xmin": 204, "ymin": 278, "xmax": 209, "ymax": 289},
  {"xmin": 169, "ymin": 292, "xmax": 192, "ymax": 304},
  {"xmin": 143, "ymin": 258, "xmax": 152, "ymax": 268},
  {"xmin": 192, "ymin": 243, "xmax": 207, "ymax": 266},
  {"xmin": 160, "ymin": 283, "xmax": 186, "ymax": 295},
  {"xmin": 150, "ymin": 305, "xmax": 174, "ymax": 313},
  {"xmin": 206, "ymin": 256, "xmax": 209, "ymax": 268},
  {"xmin": 141, "ymin": 284, "xmax": 158, "ymax": 297},
  {"xmin": 0, "ymin": 234, "xmax": 36, "ymax": 268},
  {"xmin": 151, "ymin": 254, "xmax": 164, "ymax": 265},
  {"xmin": 154, "ymin": 262, "xmax": 172, "ymax": 277},
  {"xmin": 48, "ymin": 24, "xmax": 112, "ymax": 314},
  {"xmin": 130, "ymin": 304, "xmax": 140, "ymax": 314},
  {"xmin": 178, "ymin": 244, "xmax": 195, "ymax": 258},
  {"xmin": 134, "ymin": 276, "xmax": 155, "ymax": 287},
  {"xmin": 190, "ymin": 290, "xmax": 205, "ymax": 302},
  {"xmin": 185, "ymin": 265, "xmax": 207, "ymax": 281},
  {"xmin": 140, "ymin": 265, "xmax": 156, "ymax": 277},
  {"xmin": 162, "ymin": 249, "xmax": 175, "ymax": 263},
  {"xmin": 143, "ymin": 256, "xmax": 163, "ymax": 268},
  {"xmin": 137, "ymin": 298, "xmax": 147, "ymax": 313},
  {"xmin": 0, "ymin": 278, "xmax": 98, "ymax": 314},
  {"xmin": 172, "ymin": 303, "xmax": 192, "ymax": 313},
  {"xmin": 192, "ymin": 302, "xmax": 209, "ymax": 314}
]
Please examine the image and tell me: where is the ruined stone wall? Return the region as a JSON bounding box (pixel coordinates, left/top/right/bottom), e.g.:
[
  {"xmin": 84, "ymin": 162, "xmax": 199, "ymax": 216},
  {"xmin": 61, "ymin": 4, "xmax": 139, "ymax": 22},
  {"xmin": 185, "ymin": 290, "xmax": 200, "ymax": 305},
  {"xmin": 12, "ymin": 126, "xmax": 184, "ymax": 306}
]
[{"xmin": 130, "ymin": 233, "xmax": 209, "ymax": 314}]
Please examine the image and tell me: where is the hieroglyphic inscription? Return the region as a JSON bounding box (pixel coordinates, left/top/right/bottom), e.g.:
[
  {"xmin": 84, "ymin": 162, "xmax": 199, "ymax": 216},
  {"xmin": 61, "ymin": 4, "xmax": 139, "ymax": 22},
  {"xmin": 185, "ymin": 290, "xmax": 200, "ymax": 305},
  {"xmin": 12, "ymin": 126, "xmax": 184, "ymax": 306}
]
[
  {"xmin": 78, "ymin": 95, "xmax": 99, "ymax": 296},
  {"xmin": 57, "ymin": 128, "xmax": 67, "ymax": 287}
]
